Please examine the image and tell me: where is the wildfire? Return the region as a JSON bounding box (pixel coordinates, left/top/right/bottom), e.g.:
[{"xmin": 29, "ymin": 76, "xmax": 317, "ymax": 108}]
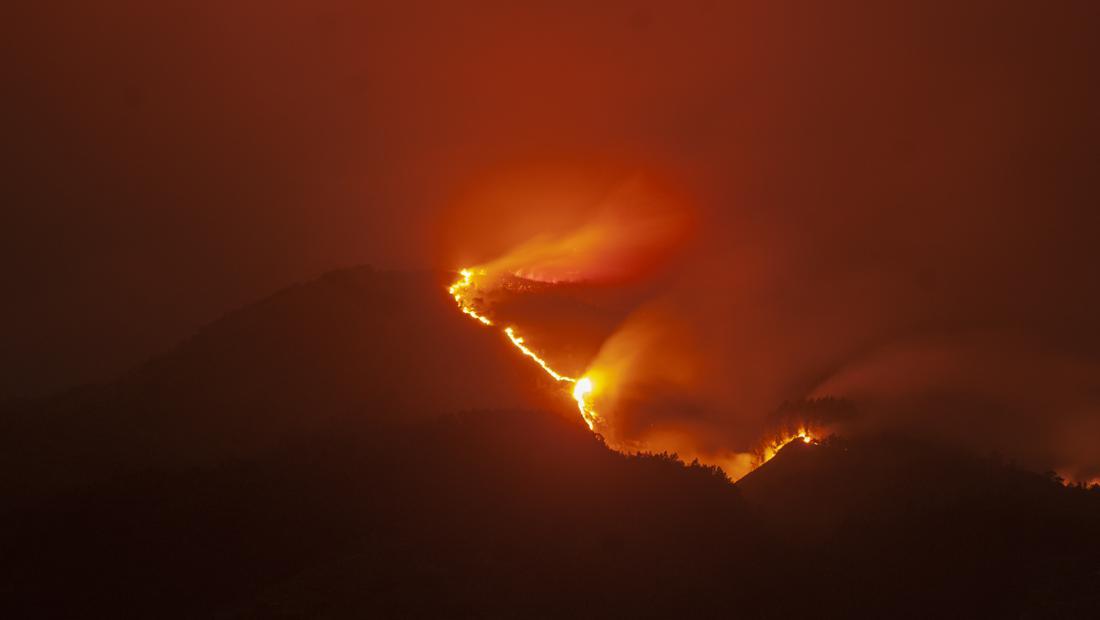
[
  {"xmin": 448, "ymin": 269, "xmax": 493, "ymax": 326},
  {"xmin": 448, "ymin": 269, "xmax": 600, "ymax": 430},
  {"xmin": 448, "ymin": 267, "xmax": 816, "ymax": 478},
  {"xmin": 572, "ymin": 377, "xmax": 595, "ymax": 427},
  {"xmin": 757, "ymin": 427, "xmax": 818, "ymax": 466}
]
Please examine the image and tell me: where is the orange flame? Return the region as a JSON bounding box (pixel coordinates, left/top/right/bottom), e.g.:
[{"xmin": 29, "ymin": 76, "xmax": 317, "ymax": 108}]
[
  {"xmin": 449, "ymin": 269, "xmax": 599, "ymax": 430},
  {"xmin": 448, "ymin": 267, "xmax": 824, "ymax": 479},
  {"xmin": 757, "ymin": 427, "xmax": 818, "ymax": 466}
]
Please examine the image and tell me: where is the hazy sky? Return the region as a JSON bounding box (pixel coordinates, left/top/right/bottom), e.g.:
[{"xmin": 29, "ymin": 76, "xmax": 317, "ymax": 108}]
[{"xmin": 5, "ymin": 0, "xmax": 1099, "ymax": 479}]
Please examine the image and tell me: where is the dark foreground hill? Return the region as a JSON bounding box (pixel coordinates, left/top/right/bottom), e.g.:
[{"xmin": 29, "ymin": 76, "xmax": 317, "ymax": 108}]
[
  {"xmin": 739, "ymin": 437, "xmax": 1100, "ymax": 617},
  {"xmin": 2, "ymin": 408, "xmax": 765, "ymax": 618},
  {"xmin": 2, "ymin": 268, "xmax": 1099, "ymax": 618},
  {"xmin": 0, "ymin": 268, "xmax": 571, "ymax": 511}
]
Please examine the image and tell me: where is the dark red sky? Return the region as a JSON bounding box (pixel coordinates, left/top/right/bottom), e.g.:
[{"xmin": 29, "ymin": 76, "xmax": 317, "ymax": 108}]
[{"xmin": 4, "ymin": 0, "xmax": 1099, "ymax": 479}]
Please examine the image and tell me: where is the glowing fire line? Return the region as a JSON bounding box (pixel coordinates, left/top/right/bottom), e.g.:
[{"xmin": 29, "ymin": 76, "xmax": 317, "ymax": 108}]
[
  {"xmin": 448, "ymin": 269, "xmax": 599, "ymax": 430},
  {"xmin": 758, "ymin": 428, "xmax": 817, "ymax": 466},
  {"xmin": 449, "ymin": 268, "xmax": 819, "ymax": 474},
  {"xmin": 504, "ymin": 327, "xmax": 572, "ymax": 382}
]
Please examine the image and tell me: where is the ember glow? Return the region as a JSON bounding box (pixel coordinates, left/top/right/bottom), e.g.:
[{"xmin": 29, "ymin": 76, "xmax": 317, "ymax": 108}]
[
  {"xmin": 448, "ymin": 269, "xmax": 600, "ymax": 430},
  {"xmin": 441, "ymin": 173, "xmax": 835, "ymax": 480},
  {"xmin": 447, "ymin": 265, "xmax": 824, "ymax": 477},
  {"xmin": 756, "ymin": 427, "xmax": 819, "ymax": 467},
  {"xmin": 448, "ymin": 269, "xmax": 493, "ymax": 326}
]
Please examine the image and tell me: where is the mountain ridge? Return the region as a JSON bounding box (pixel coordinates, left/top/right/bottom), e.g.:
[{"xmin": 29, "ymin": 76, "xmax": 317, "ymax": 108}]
[{"xmin": 2, "ymin": 267, "xmax": 1098, "ymax": 617}]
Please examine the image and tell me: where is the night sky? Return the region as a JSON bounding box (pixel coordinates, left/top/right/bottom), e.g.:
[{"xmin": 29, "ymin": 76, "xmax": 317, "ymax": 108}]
[{"xmin": 5, "ymin": 1, "xmax": 1100, "ymax": 477}]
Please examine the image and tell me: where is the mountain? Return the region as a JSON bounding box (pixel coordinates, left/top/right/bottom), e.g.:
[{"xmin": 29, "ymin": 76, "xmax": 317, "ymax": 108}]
[
  {"xmin": 1, "ymin": 268, "xmax": 1098, "ymax": 618},
  {"xmin": 0, "ymin": 268, "xmax": 568, "ymax": 511},
  {"xmin": 738, "ymin": 436, "xmax": 1100, "ymax": 616}
]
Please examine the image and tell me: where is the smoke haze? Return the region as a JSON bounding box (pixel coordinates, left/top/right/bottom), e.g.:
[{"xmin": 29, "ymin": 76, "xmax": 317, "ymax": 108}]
[{"xmin": 5, "ymin": 1, "xmax": 1099, "ymax": 477}]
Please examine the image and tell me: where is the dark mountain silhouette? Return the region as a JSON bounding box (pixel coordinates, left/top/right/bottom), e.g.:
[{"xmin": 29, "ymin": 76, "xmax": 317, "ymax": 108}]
[
  {"xmin": 739, "ymin": 436, "xmax": 1100, "ymax": 616},
  {"xmin": 2, "ymin": 268, "xmax": 1098, "ymax": 618},
  {"xmin": 0, "ymin": 268, "xmax": 567, "ymax": 511}
]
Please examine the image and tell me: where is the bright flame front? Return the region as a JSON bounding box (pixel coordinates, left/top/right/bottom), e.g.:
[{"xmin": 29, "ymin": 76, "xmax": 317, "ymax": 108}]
[
  {"xmin": 449, "ymin": 269, "xmax": 599, "ymax": 430},
  {"xmin": 448, "ymin": 268, "xmax": 822, "ymax": 478},
  {"xmin": 757, "ymin": 427, "xmax": 818, "ymax": 466}
]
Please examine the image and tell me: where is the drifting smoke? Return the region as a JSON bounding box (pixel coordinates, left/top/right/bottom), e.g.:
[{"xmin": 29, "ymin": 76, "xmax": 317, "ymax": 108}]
[
  {"xmin": 810, "ymin": 336, "xmax": 1100, "ymax": 483},
  {"xmin": 452, "ymin": 173, "xmax": 693, "ymax": 287},
  {"xmin": 431, "ymin": 3, "xmax": 1100, "ymax": 482},
  {"xmin": 3, "ymin": 0, "xmax": 1096, "ymax": 481},
  {"xmin": 443, "ymin": 170, "xmax": 821, "ymax": 479},
  {"xmin": 580, "ymin": 212, "xmax": 1100, "ymax": 482},
  {"xmin": 446, "ymin": 143, "xmax": 1100, "ymax": 483}
]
